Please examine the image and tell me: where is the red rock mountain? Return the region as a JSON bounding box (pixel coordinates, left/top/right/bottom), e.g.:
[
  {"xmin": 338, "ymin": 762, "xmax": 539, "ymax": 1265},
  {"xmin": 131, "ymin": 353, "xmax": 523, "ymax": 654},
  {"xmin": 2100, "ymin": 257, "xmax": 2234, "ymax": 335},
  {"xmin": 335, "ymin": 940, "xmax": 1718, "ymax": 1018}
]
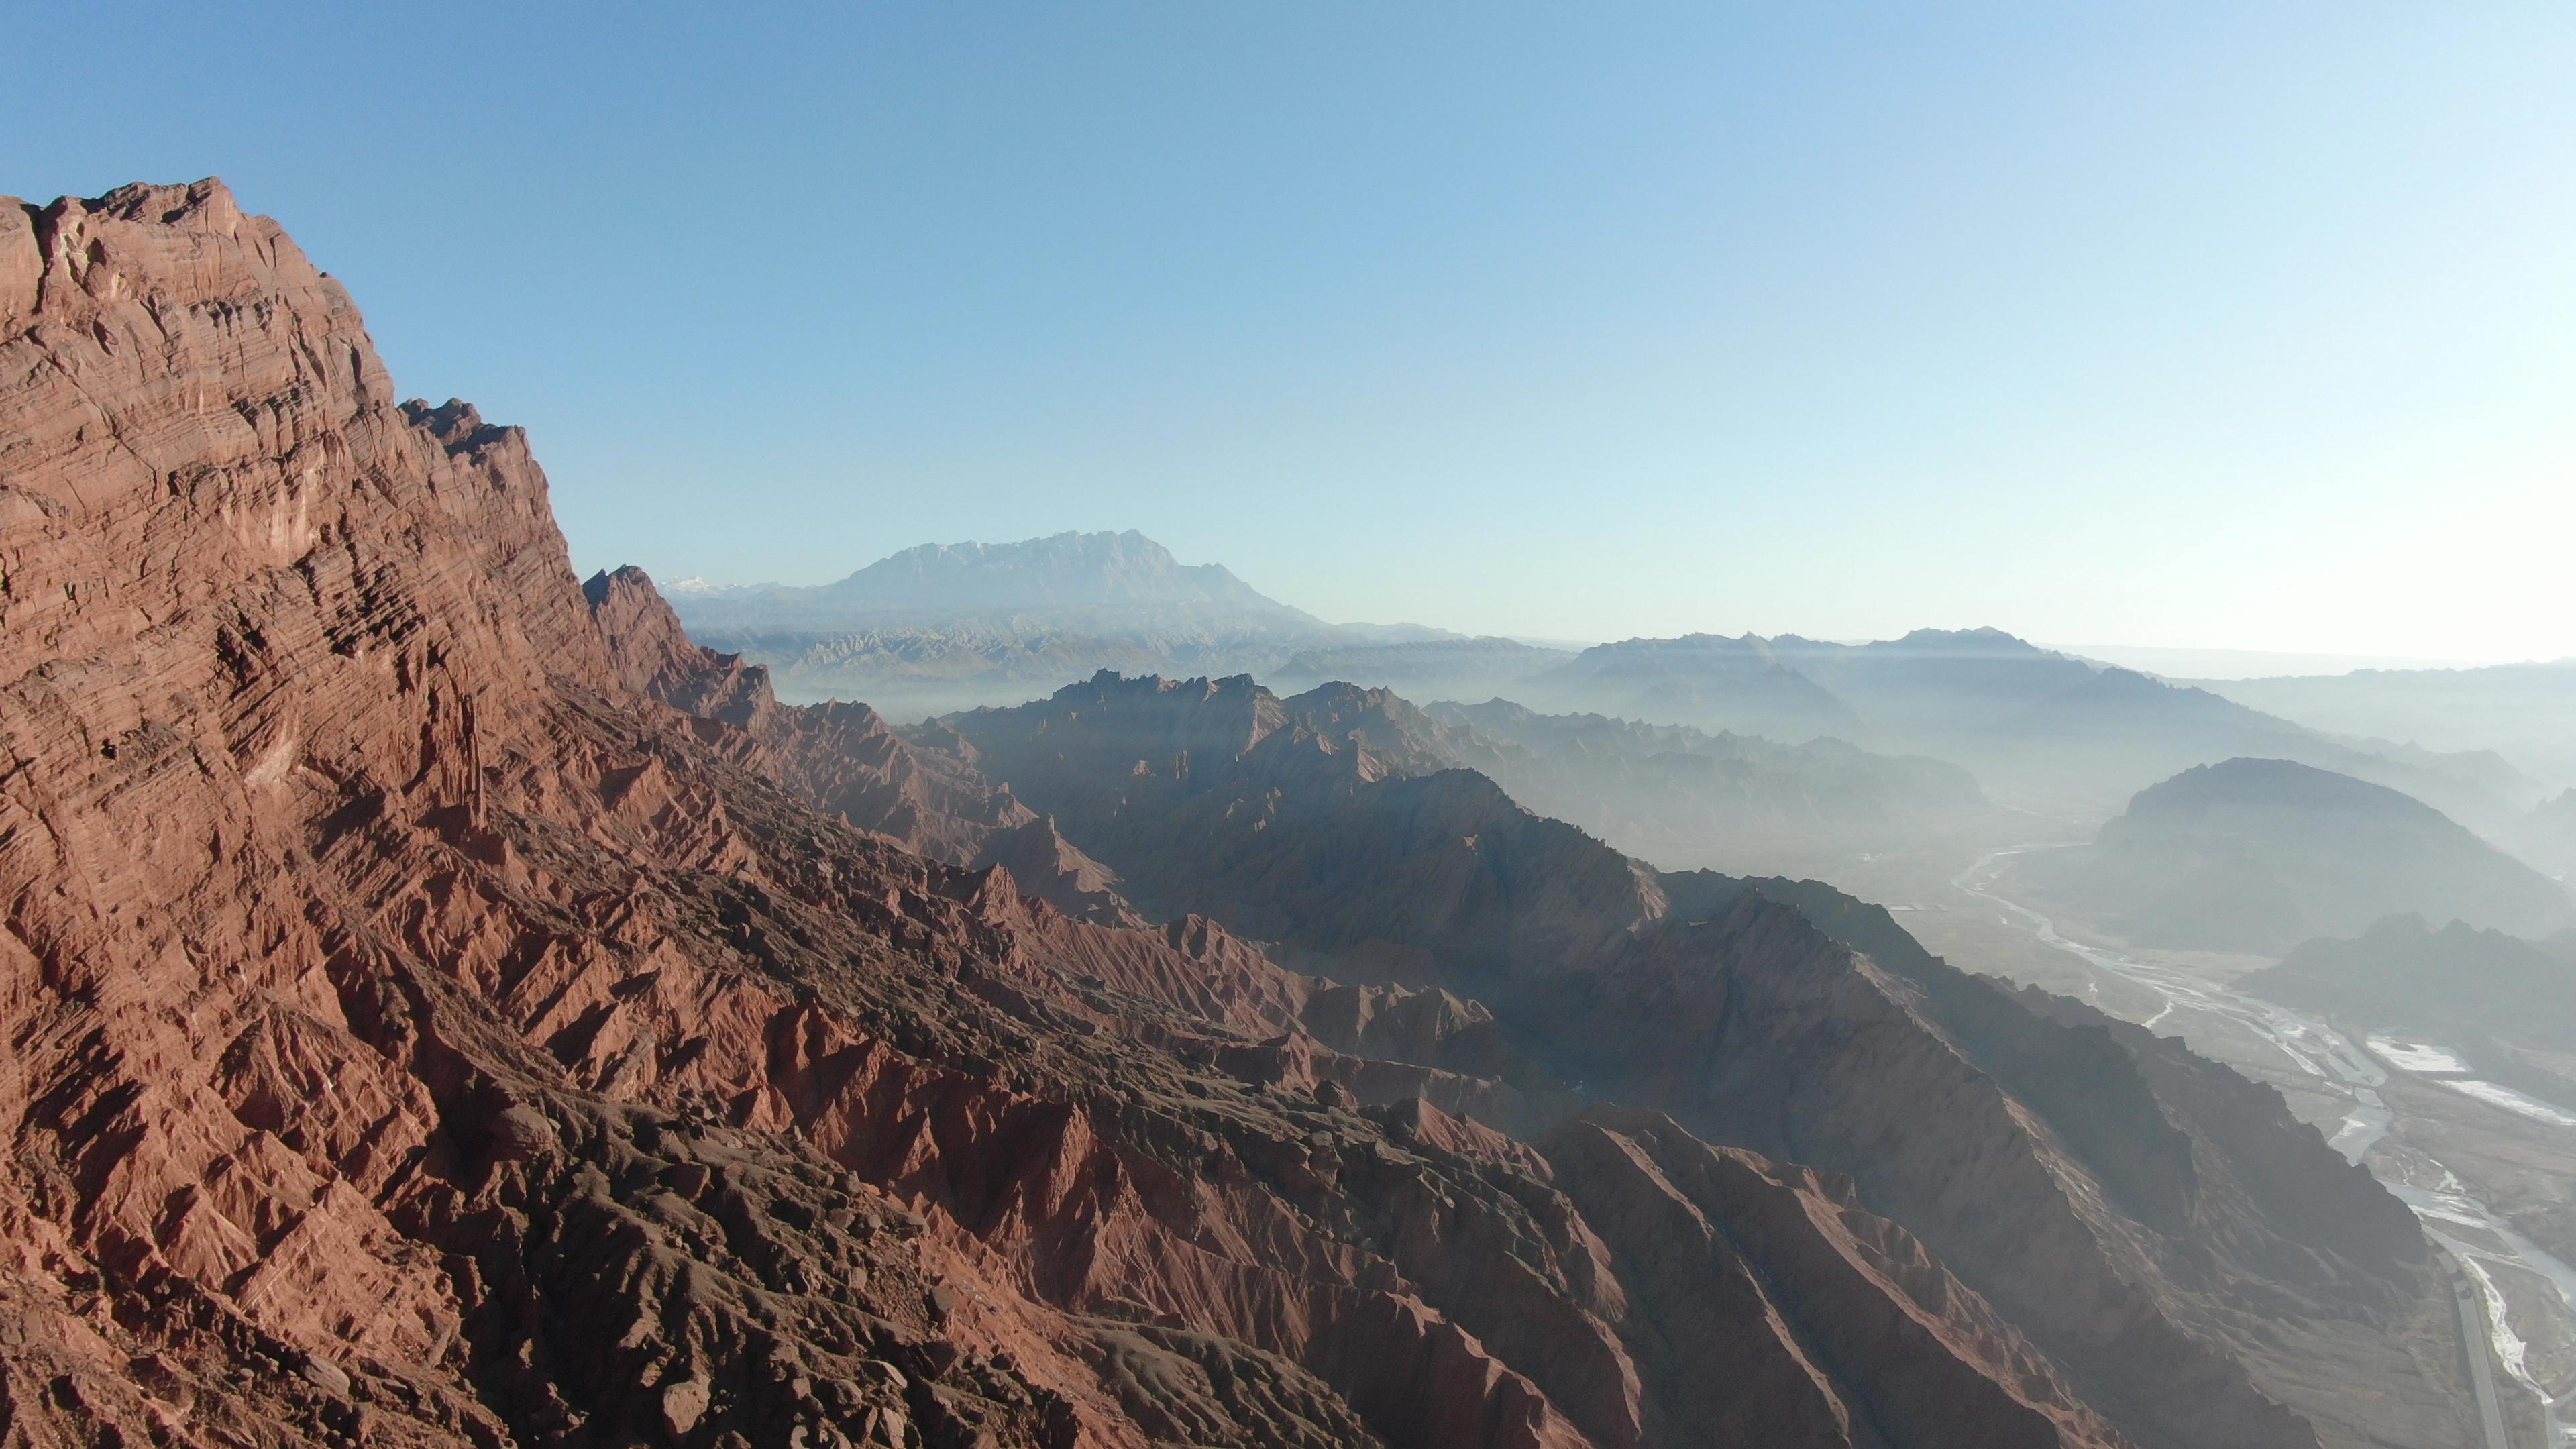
[{"xmin": 0, "ymin": 181, "xmax": 2485, "ymax": 1448}]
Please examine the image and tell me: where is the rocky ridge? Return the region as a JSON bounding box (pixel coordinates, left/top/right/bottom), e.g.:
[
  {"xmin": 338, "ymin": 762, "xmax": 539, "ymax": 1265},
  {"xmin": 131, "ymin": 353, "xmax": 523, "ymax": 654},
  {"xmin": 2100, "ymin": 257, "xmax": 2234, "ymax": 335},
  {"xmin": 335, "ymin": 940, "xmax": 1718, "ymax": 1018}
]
[
  {"xmin": 926, "ymin": 672, "xmax": 2489, "ymax": 1449},
  {"xmin": 0, "ymin": 181, "xmax": 2184, "ymax": 1449}
]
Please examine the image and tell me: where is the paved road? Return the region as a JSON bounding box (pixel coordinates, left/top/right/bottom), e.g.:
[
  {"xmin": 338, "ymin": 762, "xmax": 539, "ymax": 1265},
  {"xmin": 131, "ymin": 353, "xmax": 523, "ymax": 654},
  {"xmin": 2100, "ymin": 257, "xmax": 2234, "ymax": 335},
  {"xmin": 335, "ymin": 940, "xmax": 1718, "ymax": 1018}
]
[{"xmin": 2451, "ymin": 1254, "xmax": 2515, "ymax": 1449}]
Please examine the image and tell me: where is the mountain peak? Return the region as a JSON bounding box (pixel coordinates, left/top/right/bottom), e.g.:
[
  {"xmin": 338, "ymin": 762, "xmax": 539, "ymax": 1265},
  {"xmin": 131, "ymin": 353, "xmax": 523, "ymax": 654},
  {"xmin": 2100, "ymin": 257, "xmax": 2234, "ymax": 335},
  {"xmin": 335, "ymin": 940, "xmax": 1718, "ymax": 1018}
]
[
  {"xmin": 667, "ymin": 529, "xmax": 1325, "ymax": 631},
  {"xmin": 1884, "ymin": 625, "xmax": 2043, "ymax": 653},
  {"xmin": 2129, "ymin": 756, "xmax": 2436, "ymax": 818}
]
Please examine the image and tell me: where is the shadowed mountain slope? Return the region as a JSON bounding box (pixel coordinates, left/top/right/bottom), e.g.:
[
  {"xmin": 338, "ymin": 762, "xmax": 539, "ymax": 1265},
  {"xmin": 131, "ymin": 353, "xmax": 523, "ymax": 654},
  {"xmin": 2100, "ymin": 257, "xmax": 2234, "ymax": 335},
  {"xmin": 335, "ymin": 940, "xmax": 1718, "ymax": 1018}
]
[{"xmin": 2247, "ymin": 916, "xmax": 2576, "ymax": 1061}]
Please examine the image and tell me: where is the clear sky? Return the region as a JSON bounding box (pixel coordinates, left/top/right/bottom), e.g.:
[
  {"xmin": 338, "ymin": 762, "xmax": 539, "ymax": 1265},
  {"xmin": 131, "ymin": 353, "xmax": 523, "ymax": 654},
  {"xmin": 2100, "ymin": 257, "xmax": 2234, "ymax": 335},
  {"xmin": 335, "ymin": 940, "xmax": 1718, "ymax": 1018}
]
[{"xmin": 11, "ymin": 4, "xmax": 2573, "ymax": 659}]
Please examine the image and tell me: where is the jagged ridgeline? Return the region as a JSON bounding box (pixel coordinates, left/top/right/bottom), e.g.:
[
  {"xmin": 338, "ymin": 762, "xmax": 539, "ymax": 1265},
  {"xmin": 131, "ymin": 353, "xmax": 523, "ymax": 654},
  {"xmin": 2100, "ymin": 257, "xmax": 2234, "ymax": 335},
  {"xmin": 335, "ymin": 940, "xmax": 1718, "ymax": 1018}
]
[{"xmin": 0, "ymin": 181, "xmax": 2498, "ymax": 1448}]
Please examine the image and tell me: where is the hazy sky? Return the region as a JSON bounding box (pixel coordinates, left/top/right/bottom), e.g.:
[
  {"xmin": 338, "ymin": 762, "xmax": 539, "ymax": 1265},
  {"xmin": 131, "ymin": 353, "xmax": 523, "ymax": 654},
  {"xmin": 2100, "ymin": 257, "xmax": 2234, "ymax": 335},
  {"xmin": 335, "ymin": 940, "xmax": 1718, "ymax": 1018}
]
[{"xmin": 12, "ymin": 5, "xmax": 2573, "ymax": 659}]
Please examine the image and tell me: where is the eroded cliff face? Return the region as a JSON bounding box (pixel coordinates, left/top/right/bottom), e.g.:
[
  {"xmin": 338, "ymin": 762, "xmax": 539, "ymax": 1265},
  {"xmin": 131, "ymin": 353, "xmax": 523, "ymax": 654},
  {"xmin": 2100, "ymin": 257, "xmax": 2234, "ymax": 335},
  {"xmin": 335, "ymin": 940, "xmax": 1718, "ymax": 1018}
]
[
  {"xmin": 0, "ymin": 182, "xmax": 2147, "ymax": 1449},
  {"xmin": 584, "ymin": 566, "xmax": 1137, "ymax": 929}
]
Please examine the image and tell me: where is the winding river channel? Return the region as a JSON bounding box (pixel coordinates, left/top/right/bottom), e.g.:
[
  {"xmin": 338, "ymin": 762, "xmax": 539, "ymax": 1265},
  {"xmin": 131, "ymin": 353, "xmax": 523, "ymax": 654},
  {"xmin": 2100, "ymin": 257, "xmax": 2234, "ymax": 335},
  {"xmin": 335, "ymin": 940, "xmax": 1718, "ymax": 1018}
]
[{"xmin": 1956, "ymin": 848, "xmax": 2576, "ymax": 1448}]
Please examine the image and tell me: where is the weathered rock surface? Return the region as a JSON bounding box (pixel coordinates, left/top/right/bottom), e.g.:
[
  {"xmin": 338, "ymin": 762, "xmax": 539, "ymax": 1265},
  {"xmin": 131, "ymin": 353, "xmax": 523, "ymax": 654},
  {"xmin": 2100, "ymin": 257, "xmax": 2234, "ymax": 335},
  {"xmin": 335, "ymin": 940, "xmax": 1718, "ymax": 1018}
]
[
  {"xmin": 586, "ymin": 564, "xmax": 1138, "ymax": 927},
  {"xmin": 0, "ymin": 181, "xmax": 2175, "ymax": 1449}
]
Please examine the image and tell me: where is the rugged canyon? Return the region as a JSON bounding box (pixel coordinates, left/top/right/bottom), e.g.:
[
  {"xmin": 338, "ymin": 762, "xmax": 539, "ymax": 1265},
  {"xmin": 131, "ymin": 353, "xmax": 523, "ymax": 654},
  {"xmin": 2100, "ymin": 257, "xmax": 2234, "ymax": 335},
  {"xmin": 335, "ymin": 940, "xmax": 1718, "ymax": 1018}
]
[{"xmin": 0, "ymin": 182, "xmax": 2496, "ymax": 1448}]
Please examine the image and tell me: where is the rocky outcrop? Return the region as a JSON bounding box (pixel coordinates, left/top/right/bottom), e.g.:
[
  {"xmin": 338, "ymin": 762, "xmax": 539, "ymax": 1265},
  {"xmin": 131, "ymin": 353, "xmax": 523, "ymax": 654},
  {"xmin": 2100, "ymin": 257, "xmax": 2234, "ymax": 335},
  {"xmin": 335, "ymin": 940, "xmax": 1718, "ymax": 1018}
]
[
  {"xmin": 586, "ymin": 565, "xmax": 1138, "ymax": 926},
  {"xmin": 0, "ymin": 181, "xmax": 2169, "ymax": 1449}
]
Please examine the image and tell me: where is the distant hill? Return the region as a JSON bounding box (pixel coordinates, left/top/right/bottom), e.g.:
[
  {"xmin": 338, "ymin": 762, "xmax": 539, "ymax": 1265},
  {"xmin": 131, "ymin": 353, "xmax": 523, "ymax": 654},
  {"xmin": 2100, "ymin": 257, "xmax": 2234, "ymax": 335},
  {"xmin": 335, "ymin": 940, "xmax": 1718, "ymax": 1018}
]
[
  {"xmin": 1528, "ymin": 632, "xmax": 1864, "ymax": 741},
  {"xmin": 2015, "ymin": 758, "xmax": 2573, "ymax": 953},
  {"xmin": 2244, "ymin": 914, "xmax": 2576, "ymax": 1055},
  {"xmin": 2514, "ymin": 788, "xmax": 2576, "ymax": 880}
]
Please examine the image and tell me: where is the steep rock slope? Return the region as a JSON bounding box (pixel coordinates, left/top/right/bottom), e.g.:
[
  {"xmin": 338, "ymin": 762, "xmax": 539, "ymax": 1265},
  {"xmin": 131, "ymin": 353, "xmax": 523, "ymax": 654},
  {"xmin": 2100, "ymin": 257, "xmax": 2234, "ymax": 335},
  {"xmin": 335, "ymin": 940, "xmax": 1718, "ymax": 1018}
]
[
  {"xmin": 0, "ymin": 182, "xmax": 2144, "ymax": 1449},
  {"xmin": 587, "ymin": 564, "xmax": 1138, "ymax": 926},
  {"xmin": 930, "ymin": 673, "xmax": 2486, "ymax": 1449},
  {"xmin": 2015, "ymin": 759, "xmax": 2572, "ymax": 953}
]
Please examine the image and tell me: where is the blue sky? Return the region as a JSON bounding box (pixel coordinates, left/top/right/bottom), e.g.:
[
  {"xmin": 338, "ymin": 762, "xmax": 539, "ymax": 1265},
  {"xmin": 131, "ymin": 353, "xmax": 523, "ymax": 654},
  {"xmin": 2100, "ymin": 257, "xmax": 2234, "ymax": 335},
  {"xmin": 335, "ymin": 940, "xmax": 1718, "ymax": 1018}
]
[{"xmin": 11, "ymin": 4, "xmax": 2573, "ymax": 659}]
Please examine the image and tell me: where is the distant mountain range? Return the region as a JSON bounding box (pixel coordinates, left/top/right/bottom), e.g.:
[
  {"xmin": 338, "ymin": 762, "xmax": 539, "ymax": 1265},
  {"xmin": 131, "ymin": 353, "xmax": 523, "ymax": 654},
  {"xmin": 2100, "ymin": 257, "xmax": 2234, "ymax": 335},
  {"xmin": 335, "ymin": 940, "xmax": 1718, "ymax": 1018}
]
[
  {"xmin": 676, "ymin": 531, "xmax": 2534, "ymax": 826},
  {"xmin": 2012, "ymin": 758, "xmax": 2574, "ymax": 954},
  {"xmin": 672, "ymin": 530, "xmax": 1562, "ymax": 717},
  {"xmin": 2196, "ymin": 659, "xmax": 2576, "ymax": 794},
  {"xmin": 1517, "ymin": 628, "xmax": 2533, "ymax": 822},
  {"xmin": 1424, "ymin": 698, "xmax": 1993, "ymax": 874}
]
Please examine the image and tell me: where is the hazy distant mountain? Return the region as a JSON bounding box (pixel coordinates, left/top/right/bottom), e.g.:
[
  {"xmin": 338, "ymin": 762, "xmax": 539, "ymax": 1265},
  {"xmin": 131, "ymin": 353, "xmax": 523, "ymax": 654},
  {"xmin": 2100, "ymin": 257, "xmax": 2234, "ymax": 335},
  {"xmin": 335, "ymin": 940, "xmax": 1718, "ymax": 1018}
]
[
  {"xmin": 2057, "ymin": 643, "xmax": 2493, "ymax": 680},
  {"xmin": 2508, "ymin": 788, "xmax": 2576, "ymax": 880},
  {"xmin": 1328, "ymin": 620, "xmax": 1473, "ymax": 644},
  {"xmin": 2245, "ymin": 914, "xmax": 2576, "ymax": 1056},
  {"xmin": 1269, "ymin": 637, "xmax": 1579, "ymax": 702},
  {"xmin": 1529, "ymin": 632, "xmax": 1864, "ymax": 741},
  {"xmin": 671, "ymin": 530, "xmax": 1350, "ymax": 714},
  {"xmin": 1426, "ymin": 698, "xmax": 1991, "ymax": 873},
  {"xmin": 2197, "ymin": 659, "xmax": 2576, "ymax": 792},
  {"xmin": 2015, "ymin": 758, "xmax": 2573, "ymax": 953},
  {"xmin": 1533, "ymin": 626, "xmax": 2527, "ymax": 821},
  {"xmin": 673, "ymin": 529, "xmax": 1325, "ymax": 631},
  {"xmin": 680, "ymin": 546, "xmax": 2528, "ymax": 829}
]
